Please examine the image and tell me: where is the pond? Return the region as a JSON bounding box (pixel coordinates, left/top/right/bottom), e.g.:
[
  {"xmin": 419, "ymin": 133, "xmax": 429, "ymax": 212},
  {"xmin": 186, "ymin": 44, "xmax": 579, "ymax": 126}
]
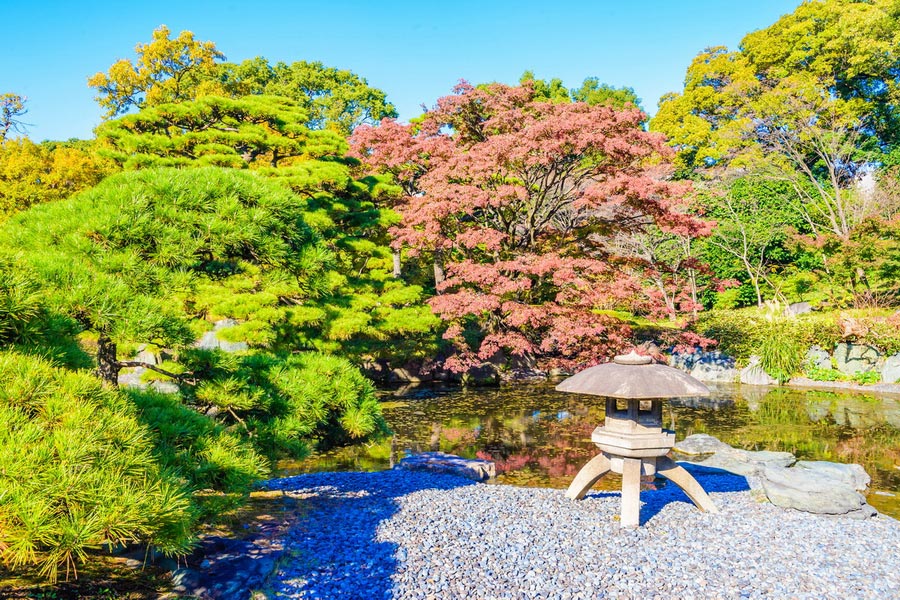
[{"xmin": 278, "ymin": 382, "xmax": 900, "ymax": 518}]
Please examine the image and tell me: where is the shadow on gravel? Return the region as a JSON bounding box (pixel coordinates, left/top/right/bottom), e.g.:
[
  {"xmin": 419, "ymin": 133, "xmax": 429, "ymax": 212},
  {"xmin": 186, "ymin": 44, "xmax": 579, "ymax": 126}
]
[
  {"xmin": 639, "ymin": 465, "xmax": 750, "ymax": 525},
  {"xmin": 261, "ymin": 469, "xmax": 476, "ymax": 600}
]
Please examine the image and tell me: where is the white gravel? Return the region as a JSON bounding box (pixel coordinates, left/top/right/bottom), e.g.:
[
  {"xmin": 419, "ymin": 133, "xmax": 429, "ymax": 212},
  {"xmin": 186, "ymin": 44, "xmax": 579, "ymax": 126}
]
[{"xmin": 262, "ymin": 468, "xmax": 900, "ymax": 599}]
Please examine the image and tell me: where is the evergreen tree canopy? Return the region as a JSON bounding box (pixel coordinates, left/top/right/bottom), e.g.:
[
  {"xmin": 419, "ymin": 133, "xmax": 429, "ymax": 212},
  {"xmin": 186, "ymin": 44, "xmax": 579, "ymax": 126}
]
[
  {"xmin": 0, "ymin": 352, "xmax": 197, "ymax": 582},
  {"xmin": 0, "ymin": 167, "xmax": 387, "ymax": 457},
  {"xmin": 95, "ymin": 95, "xmax": 347, "ymax": 169}
]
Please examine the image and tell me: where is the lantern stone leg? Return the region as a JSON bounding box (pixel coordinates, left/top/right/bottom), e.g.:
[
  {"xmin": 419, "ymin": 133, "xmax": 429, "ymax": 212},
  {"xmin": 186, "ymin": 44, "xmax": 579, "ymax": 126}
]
[
  {"xmin": 565, "ymin": 453, "xmax": 612, "ymax": 500},
  {"xmin": 619, "ymin": 457, "xmax": 643, "ymax": 528},
  {"xmin": 657, "ymin": 456, "xmax": 719, "ymax": 514}
]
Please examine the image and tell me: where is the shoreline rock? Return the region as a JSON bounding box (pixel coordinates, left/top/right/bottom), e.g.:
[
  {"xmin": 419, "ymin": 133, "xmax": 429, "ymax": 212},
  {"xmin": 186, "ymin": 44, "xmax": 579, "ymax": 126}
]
[{"xmin": 674, "ymin": 433, "xmax": 878, "ymax": 518}]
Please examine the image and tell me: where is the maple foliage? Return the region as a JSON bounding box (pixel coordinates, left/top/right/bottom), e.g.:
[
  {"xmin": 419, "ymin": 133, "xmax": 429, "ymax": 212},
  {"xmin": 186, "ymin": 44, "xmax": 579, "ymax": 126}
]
[{"xmin": 353, "ymin": 82, "xmax": 710, "ymax": 370}]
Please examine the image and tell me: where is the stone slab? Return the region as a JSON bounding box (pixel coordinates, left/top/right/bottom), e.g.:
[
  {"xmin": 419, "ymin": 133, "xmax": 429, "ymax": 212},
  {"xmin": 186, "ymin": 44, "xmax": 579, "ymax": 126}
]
[
  {"xmin": 397, "ymin": 452, "xmax": 496, "ymax": 482},
  {"xmin": 762, "ymin": 465, "xmax": 876, "ymax": 518}
]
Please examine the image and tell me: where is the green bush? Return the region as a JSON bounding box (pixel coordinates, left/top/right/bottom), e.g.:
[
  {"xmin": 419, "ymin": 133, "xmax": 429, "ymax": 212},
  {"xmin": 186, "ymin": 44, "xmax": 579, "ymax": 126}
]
[
  {"xmin": 179, "ymin": 349, "xmax": 388, "ymax": 460},
  {"xmin": 851, "ymin": 370, "xmax": 881, "ymax": 385},
  {"xmin": 0, "ymin": 352, "xmax": 196, "ymax": 582},
  {"xmin": 804, "ymin": 365, "xmax": 846, "ymax": 382},
  {"xmin": 758, "ymin": 320, "xmax": 804, "ymax": 384},
  {"xmin": 695, "ymin": 309, "xmax": 841, "ymax": 362},
  {"xmin": 127, "ymin": 389, "xmax": 270, "ymax": 518}
]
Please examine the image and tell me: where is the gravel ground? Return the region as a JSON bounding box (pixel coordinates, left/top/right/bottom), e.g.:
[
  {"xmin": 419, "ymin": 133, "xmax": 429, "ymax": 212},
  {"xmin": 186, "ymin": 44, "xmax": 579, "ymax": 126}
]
[{"xmin": 261, "ymin": 468, "xmax": 900, "ymax": 600}]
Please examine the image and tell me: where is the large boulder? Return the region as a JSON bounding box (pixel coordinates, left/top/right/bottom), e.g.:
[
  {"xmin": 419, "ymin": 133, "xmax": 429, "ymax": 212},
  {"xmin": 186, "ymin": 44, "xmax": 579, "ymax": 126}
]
[
  {"xmin": 881, "ymin": 354, "xmax": 900, "ymax": 384},
  {"xmin": 834, "ymin": 342, "xmax": 880, "ymax": 375},
  {"xmin": 672, "ymin": 433, "xmax": 731, "ymax": 455},
  {"xmin": 762, "ymin": 465, "xmax": 876, "ymax": 519},
  {"xmin": 793, "ymin": 460, "xmax": 870, "ymax": 491},
  {"xmin": 674, "ymin": 434, "xmax": 877, "ymax": 519},
  {"xmin": 740, "ymin": 356, "xmax": 777, "ymax": 386},
  {"xmin": 397, "ymin": 452, "xmax": 495, "ymax": 482},
  {"xmin": 687, "ymin": 350, "xmax": 739, "ymax": 383},
  {"xmin": 803, "ymin": 346, "xmax": 832, "ymax": 371}
]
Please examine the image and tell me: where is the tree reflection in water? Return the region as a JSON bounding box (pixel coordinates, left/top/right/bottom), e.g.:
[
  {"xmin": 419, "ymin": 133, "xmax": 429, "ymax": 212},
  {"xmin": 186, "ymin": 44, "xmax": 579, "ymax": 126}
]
[{"xmin": 278, "ymin": 382, "xmax": 900, "ymax": 517}]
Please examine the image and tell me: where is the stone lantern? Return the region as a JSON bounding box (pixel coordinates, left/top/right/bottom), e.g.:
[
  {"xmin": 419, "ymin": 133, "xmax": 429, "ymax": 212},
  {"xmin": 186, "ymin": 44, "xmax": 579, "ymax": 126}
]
[{"xmin": 557, "ymin": 350, "xmax": 718, "ymax": 527}]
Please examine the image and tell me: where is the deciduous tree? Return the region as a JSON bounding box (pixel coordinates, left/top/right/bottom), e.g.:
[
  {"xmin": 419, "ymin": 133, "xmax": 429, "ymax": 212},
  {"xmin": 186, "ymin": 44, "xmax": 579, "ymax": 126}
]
[
  {"xmin": 88, "ymin": 25, "xmax": 225, "ymax": 118},
  {"xmin": 354, "ymin": 82, "xmax": 709, "ymax": 370},
  {"xmin": 0, "ymin": 93, "xmax": 28, "ymax": 140},
  {"xmin": 0, "ymin": 138, "xmax": 115, "ymax": 218}
]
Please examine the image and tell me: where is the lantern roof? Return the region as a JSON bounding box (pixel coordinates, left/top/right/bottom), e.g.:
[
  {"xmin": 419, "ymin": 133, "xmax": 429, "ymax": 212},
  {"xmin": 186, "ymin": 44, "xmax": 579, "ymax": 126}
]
[{"xmin": 555, "ymin": 351, "xmax": 710, "ymax": 399}]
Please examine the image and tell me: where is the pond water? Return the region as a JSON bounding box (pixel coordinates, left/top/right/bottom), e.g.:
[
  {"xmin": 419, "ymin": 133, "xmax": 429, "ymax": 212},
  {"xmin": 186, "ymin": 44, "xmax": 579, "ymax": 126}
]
[{"xmin": 278, "ymin": 382, "xmax": 900, "ymax": 518}]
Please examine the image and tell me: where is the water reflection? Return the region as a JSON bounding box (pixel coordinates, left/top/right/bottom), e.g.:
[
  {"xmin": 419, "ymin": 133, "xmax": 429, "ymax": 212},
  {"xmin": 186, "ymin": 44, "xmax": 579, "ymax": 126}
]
[{"xmin": 278, "ymin": 382, "xmax": 900, "ymax": 518}]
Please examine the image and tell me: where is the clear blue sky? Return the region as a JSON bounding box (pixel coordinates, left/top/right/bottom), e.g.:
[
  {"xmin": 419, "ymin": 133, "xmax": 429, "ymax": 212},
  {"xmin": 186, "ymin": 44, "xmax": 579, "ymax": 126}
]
[{"xmin": 4, "ymin": 0, "xmax": 802, "ymax": 142}]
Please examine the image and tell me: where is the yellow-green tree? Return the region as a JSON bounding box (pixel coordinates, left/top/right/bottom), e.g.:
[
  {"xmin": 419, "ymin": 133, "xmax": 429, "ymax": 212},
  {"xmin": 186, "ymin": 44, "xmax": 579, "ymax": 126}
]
[
  {"xmin": 0, "ymin": 138, "xmax": 115, "ymax": 217},
  {"xmin": 88, "ymin": 25, "xmax": 225, "ymax": 118}
]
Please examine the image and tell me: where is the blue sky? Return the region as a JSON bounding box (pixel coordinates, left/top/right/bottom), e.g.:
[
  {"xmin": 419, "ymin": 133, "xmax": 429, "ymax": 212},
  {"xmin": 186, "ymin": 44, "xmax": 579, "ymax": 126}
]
[{"xmin": 5, "ymin": 0, "xmax": 801, "ymax": 142}]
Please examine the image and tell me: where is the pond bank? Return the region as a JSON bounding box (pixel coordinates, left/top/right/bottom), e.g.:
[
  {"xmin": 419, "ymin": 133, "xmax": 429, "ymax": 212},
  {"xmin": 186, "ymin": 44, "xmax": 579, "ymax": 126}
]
[{"xmin": 247, "ymin": 468, "xmax": 900, "ymax": 599}]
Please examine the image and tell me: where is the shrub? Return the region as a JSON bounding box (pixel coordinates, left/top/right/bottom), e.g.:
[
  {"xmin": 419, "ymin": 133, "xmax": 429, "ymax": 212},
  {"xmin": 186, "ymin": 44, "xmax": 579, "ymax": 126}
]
[
  {"xmin": 851, "ymin": 370, "xmax": 881, "ymax": 385},
  {"xmin": 758, "ymin": 320, "xmax": 804, "ymax": 384},
  {"xmin": 179, "ymin": 349, "xmax": 388, "ymax": 460},
  {"xmin": 804, "ymin": 365, "xmax": 846, "ymax": 382},
  {"xmin": 695, "ymin": 309, "xmax": 841, "ymax": 362},
  {"xmin": 0, "ymin": 352, "xmax": 196, "ymax": 582},
  {"xmin": 126, "ymin": 389, "xmax": 270, "ymax": 518}
]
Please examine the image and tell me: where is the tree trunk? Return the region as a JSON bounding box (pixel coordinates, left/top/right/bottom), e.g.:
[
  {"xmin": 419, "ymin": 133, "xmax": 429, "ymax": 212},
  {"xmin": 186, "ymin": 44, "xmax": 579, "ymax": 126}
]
[
  {"xmin": 96, "ymin": 333, "xmax": 121, "ymax": 387},
  {"xmin": 392, "ymin": 249, "xmax": 402, "ymax": 279}
]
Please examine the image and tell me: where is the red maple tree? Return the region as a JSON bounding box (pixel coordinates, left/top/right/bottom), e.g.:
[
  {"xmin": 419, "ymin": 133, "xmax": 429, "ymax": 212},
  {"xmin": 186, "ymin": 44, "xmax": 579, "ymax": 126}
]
[{"xmin": 353, "ymin": 81, "xmax": 711, "ymax": 371}]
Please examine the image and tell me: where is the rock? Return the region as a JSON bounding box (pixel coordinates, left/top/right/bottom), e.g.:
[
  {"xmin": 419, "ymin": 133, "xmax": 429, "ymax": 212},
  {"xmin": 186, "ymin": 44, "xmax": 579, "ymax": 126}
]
[
  {"xmin": 692, "ymin": 448, "xmax": 796, "ymax": 477},
  {"xmin": 675, "ymin": 435, "xmax": 876, "ymax": 519},
  {"xmin": 397, "ymin": 452, "xmax": 496, "ymax": 482},
  {"xmin": 672, "ymin": 433, "xmax": 732, "ymax": 455},
  {"xmin": 669, "ymin": 351, "xmax": 700, "ymax": 371},
  {"xmin": 462, "ymin": 363, "xmax": 500, "ymax": 386},
  {"xmin": 218, "ymin": 339, "xmax": 249, "ymax": 353},
  {"xmin": 389, "ymin": 366, "xmax": 433, "ymax": 383},
  {"xmin": 803, "ymin": 345, "xmax": 832, "ymax": 370},
  {"xmin": 675, "ymin": 434, "xmax": 795, "ymax": 476},
  {"xmin": 834, "ymin": 342, "xmax": 880, "ymax": 375},
  {"xmin": 793, "ymin": 460, "xmax": 870, "ymax": 492},
  {"xmin": 150, "ymin": 380, "xmax": 180, "ymax": 395},
  {"xmin": 196, "ymin": 330, "xmax": 220, "ymax": 350},
  {"xmin": 195, "ymin": 319, "xmax": 248, "ymax": 353},
  {"xmin": 740, "ymin": 356, "xmax": 777, "ymax": 386},
  {"xmin": 213, "ymin": 318, "xmax": 238, "ymax": 331},
  {"xmin": 134, "ymin": 348, "xmax": 159, "ymax": 365},
  {"xmin": 690, "ymin": 362, "xmax": 739, "ymax": 383},
  {"xmin": 171, "ymin": 567, "xmax": 201, "ymax": 592},
  {"xmin": 881, "ymin": 354, "xmax": 900, "ymax": 384},
  {"xmin": 784, "ymin": 301, "xmax": 812, "ymax": 316},
  {"xmin": 117, "ymin": 367, "xmax": 147, "ymax": 389},
  {"xmin": 675, "ymin": 351, "xmax": 738, "ymax": 383},
  {"xmin": 762, "ymin": 465, "xmax": 876, "ymax": 518},
  {"xmin": 696, "ymin": 350, "xmax": 736, "ymax": 368}
]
